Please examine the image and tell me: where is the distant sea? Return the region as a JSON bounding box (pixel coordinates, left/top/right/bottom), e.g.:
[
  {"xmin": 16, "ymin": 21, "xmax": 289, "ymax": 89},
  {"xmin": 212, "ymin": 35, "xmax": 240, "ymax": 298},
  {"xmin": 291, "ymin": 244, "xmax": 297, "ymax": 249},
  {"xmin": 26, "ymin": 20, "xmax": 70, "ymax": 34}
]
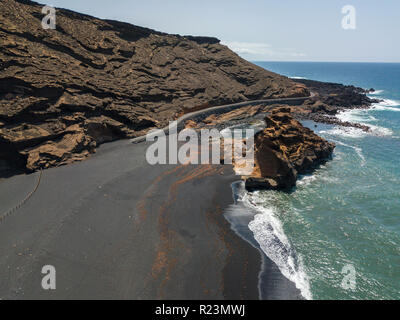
[{"xmin": 239, "ymin": 62, "xmax": 400, "ymax": 299}]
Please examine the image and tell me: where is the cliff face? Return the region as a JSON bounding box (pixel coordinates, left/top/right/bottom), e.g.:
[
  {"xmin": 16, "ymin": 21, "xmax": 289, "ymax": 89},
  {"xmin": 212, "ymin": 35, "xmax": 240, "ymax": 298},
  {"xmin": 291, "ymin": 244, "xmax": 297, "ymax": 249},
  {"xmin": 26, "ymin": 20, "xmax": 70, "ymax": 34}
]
[
  {"xmin": 245, "ymin": 107, "xmax": 335, "ymax": 191},
  {"xmin": 0, "ymin": 0, "xmax": 308, "ymax": 173}
]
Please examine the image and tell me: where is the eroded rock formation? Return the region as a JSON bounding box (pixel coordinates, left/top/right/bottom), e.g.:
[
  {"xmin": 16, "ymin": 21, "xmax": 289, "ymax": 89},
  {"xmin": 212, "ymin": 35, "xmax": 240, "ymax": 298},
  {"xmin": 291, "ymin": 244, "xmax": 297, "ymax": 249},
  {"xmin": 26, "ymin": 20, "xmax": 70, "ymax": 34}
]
[{"xmin": 245, "ymin": 107, "xmax": 335, "ymax": 191}]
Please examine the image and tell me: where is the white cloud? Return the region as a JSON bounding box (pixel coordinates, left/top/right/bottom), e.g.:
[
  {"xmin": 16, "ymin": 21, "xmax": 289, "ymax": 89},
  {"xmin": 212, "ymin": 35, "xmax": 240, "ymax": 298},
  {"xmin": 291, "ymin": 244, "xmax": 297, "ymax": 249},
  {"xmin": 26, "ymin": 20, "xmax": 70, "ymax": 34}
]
[
  {"xmin": 221, "ymin": 41, "xmax": 275, "ymax": 56},
  {"xmin": 221, "ymin": 41, "xmax": 307, "ymax": 60}
]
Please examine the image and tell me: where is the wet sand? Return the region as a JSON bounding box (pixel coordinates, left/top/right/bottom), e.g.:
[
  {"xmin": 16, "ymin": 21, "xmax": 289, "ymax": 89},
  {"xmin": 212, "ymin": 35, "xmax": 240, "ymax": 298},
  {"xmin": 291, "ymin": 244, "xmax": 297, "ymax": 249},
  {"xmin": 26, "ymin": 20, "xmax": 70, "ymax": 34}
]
[{"xmin": 0, "ymin": 138, "xmax": 261, "ymax": 299}]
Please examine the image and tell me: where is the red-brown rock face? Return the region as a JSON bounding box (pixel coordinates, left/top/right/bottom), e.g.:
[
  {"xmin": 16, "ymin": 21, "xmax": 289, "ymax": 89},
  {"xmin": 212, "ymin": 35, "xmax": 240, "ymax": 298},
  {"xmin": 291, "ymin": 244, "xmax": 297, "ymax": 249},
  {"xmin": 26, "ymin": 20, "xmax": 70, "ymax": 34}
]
[{"xmin": 245, "ymin": 107, "xmax": 335, "ymax": 190}]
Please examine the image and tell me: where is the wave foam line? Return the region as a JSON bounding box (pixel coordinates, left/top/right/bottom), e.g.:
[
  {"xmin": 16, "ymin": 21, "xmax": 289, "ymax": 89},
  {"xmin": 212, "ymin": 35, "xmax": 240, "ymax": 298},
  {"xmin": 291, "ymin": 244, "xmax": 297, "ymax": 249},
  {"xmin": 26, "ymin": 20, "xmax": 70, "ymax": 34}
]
[
  {"xmin": 320, "ymin": 126, "xmax": 368, "ymax": 139},
  {"xmin": 371, "ymin": 99, "xmax": 400, "ymax": 112},
  {"xmin": 328, "ymin": 107, "xmax": 394, "ymax": 138},
  {"xmin": 327, "ymin": 138, "xmax": 366, "ymax": 166},
  {"xmin": 289, "ymin": 76, "xmax": 308, "ymax": 80},
  {"xmin": 243, "ymin": 192, "xmax": 313, "ymax": 300},
  {"xmin": 368, "ymin": 89, "xmax": 384, "ymax": 95}
]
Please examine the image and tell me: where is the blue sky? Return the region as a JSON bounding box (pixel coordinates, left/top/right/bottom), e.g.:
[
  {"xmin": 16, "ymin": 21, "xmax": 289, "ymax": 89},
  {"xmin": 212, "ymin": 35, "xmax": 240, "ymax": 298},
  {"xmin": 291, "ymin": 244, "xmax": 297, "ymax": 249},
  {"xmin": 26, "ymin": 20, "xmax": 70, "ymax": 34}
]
[{"xmin": 45, "ymin": 0, "xmax": 399, "ymax": 62}]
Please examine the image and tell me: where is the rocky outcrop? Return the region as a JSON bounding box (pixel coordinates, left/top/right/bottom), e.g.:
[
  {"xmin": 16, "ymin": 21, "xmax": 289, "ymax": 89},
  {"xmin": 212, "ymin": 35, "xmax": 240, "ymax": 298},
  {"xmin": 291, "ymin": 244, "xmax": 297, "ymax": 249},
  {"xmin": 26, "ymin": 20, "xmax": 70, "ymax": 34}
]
[
  {"xmin": 295, "ymin": 79, "xmax": 377, "ymax": 108},
  {"xmin": 0, "ymin": 0, "xmax": 308, "ymax": 173},
  {"xmin": 288, "ymin": 78, "xmax": 380, "ymax": 132},
  {"xmin": 245, "ymin": 107, "xmax": 335, "ymax": 191},
  {"xmin": 304, "ymin": 113, "xmax": 371, "ymax": 132}
]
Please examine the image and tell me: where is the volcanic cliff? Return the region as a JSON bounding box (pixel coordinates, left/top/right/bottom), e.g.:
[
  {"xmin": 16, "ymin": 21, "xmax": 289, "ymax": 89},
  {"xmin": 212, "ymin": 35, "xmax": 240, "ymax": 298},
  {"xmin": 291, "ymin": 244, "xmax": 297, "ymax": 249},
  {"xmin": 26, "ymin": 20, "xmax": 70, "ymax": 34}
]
[{"xmin": 0, "ymin": 0, "xmax": 308, "ymax": 174}]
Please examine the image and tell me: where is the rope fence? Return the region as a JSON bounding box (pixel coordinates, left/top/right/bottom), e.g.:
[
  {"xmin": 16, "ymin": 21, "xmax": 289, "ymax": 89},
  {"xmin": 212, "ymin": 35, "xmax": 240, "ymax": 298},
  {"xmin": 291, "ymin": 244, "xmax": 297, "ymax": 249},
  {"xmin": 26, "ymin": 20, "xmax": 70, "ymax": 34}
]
[{"xmin": 0, "ymin": 169, "xmax": 43, "ymax": 224}]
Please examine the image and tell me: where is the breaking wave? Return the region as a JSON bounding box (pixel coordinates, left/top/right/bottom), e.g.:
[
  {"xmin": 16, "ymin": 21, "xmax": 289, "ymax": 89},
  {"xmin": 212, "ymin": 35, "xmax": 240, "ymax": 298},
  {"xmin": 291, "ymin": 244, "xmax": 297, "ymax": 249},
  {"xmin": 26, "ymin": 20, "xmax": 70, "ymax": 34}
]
[
  {"xmin": 324, "ymin": 138, "xmax": 366, "ymax": 166},
  {"xmin": 239, "ymin": 190, "xmax": 313, "ymax": 300},
  {"xmin": 322, "ymin": 103, "xmax": 395, "ymax": 138},
  {"xmin": 368, "ymin": 89, "xmax": 384, "ymax": 95},
  {"xmin": 289, "ymin": 76, "xmax": 308, "ymax": 80},
  {"xmin": 370, "ymin": 99, "xmax": 400, "ymax": 112}
]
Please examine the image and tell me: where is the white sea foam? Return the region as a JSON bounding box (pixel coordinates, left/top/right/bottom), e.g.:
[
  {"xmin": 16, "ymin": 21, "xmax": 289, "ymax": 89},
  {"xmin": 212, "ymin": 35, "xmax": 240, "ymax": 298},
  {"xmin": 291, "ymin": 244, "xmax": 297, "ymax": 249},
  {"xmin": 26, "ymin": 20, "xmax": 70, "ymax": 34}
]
[
  {"xmin": 337, "ymin": 109, "xmax": 377, "ymax": 123},
  {"xmin": 243, "ymin": 192, "xmax": 313, "ymax": 300},
  {"xmin": 327, "ymin": 138, "xmax": 366, "ymax": 166},
  {"xmin": 370, "ymin": 99, "xmax": 400, "ymax": 112},
  {"xmin": 297, "ymin": 172, "xmax": 339, "ymax": 186},
  {"xmin": 296, "ymin": 174, "xmax": 318, "ymax": 186},
  {"xmin": 353, "ymin": 146, "xmax": 366, "ymax": 166},
  {"xmin": 320, "ymin": 126, "xmax": 368, "ymax": 139},
  {"xmin": 321, "ymin": 124, "xmax": 392, "ymax": 138},
  {"xmin": 326, "ymin": 106, "xmax": 394, "ymax": 138},
  {"xmin": 289, "ymin": 76, "xmax": 307, "ymax": 80},
  {"xmin": 368, "ymin": 89, "xmax": 384, "ymax": 95},
  {"xmin": 367, "ymin": 124, "xmax": 394, "ymax": 136}
]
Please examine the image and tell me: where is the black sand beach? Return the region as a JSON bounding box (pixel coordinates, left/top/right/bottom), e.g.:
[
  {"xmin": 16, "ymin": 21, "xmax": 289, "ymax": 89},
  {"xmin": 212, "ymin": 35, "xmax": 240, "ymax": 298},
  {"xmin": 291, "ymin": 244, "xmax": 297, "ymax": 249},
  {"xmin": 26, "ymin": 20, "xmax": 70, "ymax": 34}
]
[
  {"xmin": 0, "ymin": 136, "xmax": 303, "ymax": 299},
  {"xmin": 0, "ymin": 138, "xmax": 261, "ymax": 299}
]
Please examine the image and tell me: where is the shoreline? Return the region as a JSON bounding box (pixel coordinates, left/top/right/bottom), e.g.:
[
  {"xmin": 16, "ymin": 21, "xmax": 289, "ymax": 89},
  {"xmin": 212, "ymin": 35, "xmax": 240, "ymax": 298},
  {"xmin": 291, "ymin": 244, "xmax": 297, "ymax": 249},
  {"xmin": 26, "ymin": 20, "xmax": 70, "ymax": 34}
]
[{"xmin": 224, "ymin": 182, "xmax": 304, "ymax": 300}]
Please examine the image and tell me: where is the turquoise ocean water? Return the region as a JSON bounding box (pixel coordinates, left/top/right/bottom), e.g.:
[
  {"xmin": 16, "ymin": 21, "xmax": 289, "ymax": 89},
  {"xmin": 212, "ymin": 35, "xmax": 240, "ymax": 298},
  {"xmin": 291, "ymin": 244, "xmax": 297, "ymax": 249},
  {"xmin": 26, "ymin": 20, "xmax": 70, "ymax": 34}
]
[{"xmin": 245, "ymin": 62, "xmax": 400, "ymax": 299}]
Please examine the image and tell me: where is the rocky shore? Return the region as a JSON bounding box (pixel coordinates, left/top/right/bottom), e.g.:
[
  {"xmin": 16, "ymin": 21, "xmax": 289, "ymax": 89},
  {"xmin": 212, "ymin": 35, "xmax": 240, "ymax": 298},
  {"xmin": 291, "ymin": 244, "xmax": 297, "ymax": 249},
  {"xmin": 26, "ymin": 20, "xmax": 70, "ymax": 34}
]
[
  {"xmin": 245, "ymin": 107, "xmax": 335, "ymax": 191},
  {"xmin": 183, "ymin": 106, "xmax": 336, "ymax": 191},
  {"xmin": 178, "ymin": 77, "xmax": 378, "ymax": 191},
  {"xmin": 291, "ymin": 78, "xmax": 380, "ymax": 132}
]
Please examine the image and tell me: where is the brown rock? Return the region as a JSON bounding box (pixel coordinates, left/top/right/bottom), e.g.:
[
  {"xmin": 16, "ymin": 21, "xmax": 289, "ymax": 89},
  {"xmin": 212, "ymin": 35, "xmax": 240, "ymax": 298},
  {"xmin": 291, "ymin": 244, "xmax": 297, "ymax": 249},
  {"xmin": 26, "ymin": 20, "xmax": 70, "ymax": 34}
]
[
  {"xmin": 202, "ymin": 105, "xmax": 268, "ymax": 126},
  {"xmin": 184, "ymin": 120, "xmax": 198, "ymax": 129},
  {"xmin": 245, "ymin": 111, "xmax": 335, "ymax": 191},
  {"xmin": 22, "ymin": 126, "xmax": 94, "ymax": 171}
]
